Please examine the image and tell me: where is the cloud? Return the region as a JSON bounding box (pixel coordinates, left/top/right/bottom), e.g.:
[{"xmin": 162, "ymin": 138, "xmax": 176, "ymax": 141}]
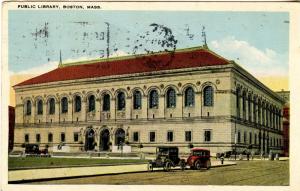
[
  {"xmin": 9, "ymin": 61, "xmax": 58, "ymax": 76},
  {"xmin": 9, "ymin": 50, "xmax": 129, "ymax": 76},
  {"xmin": 209, "ymin": 36, "xmax": 288, "ymax": 77}
]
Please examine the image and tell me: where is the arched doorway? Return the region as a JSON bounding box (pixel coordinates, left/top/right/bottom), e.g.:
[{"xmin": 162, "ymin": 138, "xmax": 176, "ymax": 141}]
[
  {"xmin": 100, "ymin": 129, "xmax": 110, "ymax": 151},
  {"xmin": 115, "ymin": 128, "xmax": 125, "ymax": 145},
  {"xmin": 85, "ymin": 128, "xmax": 95, "ymax": 151}
]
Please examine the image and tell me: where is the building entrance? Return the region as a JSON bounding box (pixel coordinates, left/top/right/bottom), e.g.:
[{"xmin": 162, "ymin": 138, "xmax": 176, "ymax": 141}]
[
  {"xmin": 100, "ymin": 129, "xmax": 110, "ymax": 151},
  {"xmin": 115, "ymin": 128, "xmax": 125, "ymax": 145},
  {"xmin": 85, "ymin": 128, "xmax": 95, "ymax": 151}
]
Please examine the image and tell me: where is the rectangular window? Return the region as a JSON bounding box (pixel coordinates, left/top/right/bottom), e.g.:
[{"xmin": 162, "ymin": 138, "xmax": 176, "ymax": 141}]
[
  {"xmin": 150, "ymin": 132, "xmax": 156, "ymax": 142},
  {"xmin": 254, "ymin": 134, "xmax": 257, "ymax": 145},
  {"xmin": 237, "ymin": 131, "xmax": 241, "ymax": 143},
  {"xmin": 36, "ymin": 134, "xmax": 40, "ymax": 143},
  {"xmin": 204, "ymin": 130, "xmax": 211, "ymax": 142},
  {"xmin": 244, "ymin": 132, "xmax": 247, "ymax": 143},
  {"xmin": 249, "ymin": 132, "xmax": 252, "ymax": 144},
  {"xmin": 167, "ymin": 131, "xmax": 173, "ymax": 142},
  {"xmin": 74, "ymin": 133, "xmax": 79, "ymax": 142},
  {"xmin": 25, "ymin": 134, "xmax": 29, "ymax": 143},
  {"xmin": 61, "ymin": 133, "xmax": 65, "ymax": 142},
  {"xmin": 133, "ymin": 132, "xmax": 139, "ymax": 142},
  {"xmin": 48, "ymin": 133, "xmax": 53, "ymax": 143},
  {"xmin": 185, "ymin": 131, "xmax": 192, "ymax": 142}
]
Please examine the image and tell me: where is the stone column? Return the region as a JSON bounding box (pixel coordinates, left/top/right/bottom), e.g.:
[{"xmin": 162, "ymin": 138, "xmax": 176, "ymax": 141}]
[
  {"xmin": 159, "ymin": 95, "xmax": 165, "ymax": 119},
  {"xmin": 110, "ymin": 98, "xmax": 116, "ymax": 120},
  {"xmin": 177, "ymin": 93, "xmax": 183, "ymax": 118},
  {"xmin": 195, "ymin": 92, "xmax": 201, "ymax": 117},
  {"xmin": 126, "ymin": 97, "xmax": 132, "ymax": 119},
  {"xmin": 95, "ymin": 98, "xmax": 101, "ymax": 121},
  {"xmin": 82, "ymin": 98, "xmax": 87, "ymax": 122}
]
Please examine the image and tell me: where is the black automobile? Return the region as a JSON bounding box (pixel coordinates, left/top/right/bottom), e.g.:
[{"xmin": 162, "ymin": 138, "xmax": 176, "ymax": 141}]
[
  {"xmin": 25, "ymin": 144, "xmax": 40, "ymax": 154},
  {"xmin": 148, "ymin": 146, "xmax": 185, "ymax": 171}
]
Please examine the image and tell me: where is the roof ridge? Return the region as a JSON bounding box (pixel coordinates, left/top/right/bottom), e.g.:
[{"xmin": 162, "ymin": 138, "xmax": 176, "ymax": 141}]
[{"xmin": 60, "ymin": 45, "xmax": 209, "ymax": 68}]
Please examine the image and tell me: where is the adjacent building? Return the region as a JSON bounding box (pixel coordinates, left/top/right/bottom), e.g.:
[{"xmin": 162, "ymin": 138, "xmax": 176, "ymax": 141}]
[
  {"xmin": 276, "ymin": 90, "xmax": 290, "ymax": 157},
  {"xmin": 9, "ymin": 106, "xmax": 15, "ymax": 152},
  {"xmin": 13, "ymin": 46, "xmax": 285, "ymax": 155}
]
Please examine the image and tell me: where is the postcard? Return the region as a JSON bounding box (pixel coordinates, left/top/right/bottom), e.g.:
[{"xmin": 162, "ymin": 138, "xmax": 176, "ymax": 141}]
[{"xmin": 1, "ymin": 1, "xmax": 300, "ymax": 191}]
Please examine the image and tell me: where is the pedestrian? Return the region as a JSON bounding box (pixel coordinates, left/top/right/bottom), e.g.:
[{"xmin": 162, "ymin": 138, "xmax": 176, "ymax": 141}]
[
  {"xmin": 220, "ymin": 153, "xmax": 224, "ymax": 165},
  {"xmin": 246, "ymin": 153, "xmax": 250, "ymax": 161}
]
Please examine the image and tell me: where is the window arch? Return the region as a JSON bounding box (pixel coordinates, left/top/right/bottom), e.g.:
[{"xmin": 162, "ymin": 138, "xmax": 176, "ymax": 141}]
[
  {"xmin": 236, "ymin": 87, "xmax": 240, "ymax": 117},
  {"xmin": 61, "ymin": 97, "xmax": 68, "ymax": 113},
  {"xmin": 88, "ymin": 95, "xmax": 95, "ymax": 112},
  {"xmin": 149, "ymin": 89, "xmax": 159, "ymax": 109},
  {"xmin": 203, "ymin": 86, "xmax": 214, "ymax": 106},
  {"xmin": 49, "ymin": 98, "xmax": 55, "ymax": 114},
  {"xmin": 133, "ymin": 90, "xmax": 142, "ymax": 109},
  {"xmin": 166, "ymin": 88, "xmax": 176, "ymax": 108},
  {"xmin": 242, "ymin": 91, "xmax": 246, "ymax": 119},
  {"xmin": 184, "ymin": 87, "xmax": 194, "ymax": 107},
  {"xmin": 258, "ymin": 99, "xmax": 261, "ymax": 124},
  {"xmin": 74, "ymin": 96, "xmax": 81, "ymax": 112},
  {"xmin": 117, "ymin": 92, "xmax": 126, "ymax": 110},
  {"xmin": 37, "ymin": 100, "xmax": 43, "ymax": 115},
  {"xmin": 25, "ymin": 100, "xmax": 31, "ymax": 115},
  {"xmin": 248, "ymin": 94, "xmax": 252, "ymax": 121},
  {"xmin": 103, "ymin": 94, "xmax": 110, "ymax": 111}
]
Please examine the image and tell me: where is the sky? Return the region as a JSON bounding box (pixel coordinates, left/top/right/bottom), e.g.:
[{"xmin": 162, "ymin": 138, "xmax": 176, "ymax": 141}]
[{"xmin": 8, "ymin": 10, "xmax": 289, "ymax": 86}]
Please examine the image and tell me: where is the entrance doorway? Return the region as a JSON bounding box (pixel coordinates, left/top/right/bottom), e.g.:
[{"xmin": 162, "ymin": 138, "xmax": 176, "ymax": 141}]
[
  {"xmin": 100, "ymin": 129, "xmax": 110, "ymax": 151},
  {"xmin": 115, "ymin": 128, "xmax": 125, "ymax": 145},
  {"xmin": 85, "ymin": 128, "xmax": 95, "ymax": 151}
]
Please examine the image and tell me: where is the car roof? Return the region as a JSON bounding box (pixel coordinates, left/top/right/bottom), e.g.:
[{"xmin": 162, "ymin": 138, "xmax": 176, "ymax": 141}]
[{"xmin": 191, "ymin": 148, "xmax": 210, "ymax": 151}]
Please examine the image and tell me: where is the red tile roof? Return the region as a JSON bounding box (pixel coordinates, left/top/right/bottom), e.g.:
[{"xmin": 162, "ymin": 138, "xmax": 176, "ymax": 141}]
[{"xmin": 15, "ymin": 47, "xmax": 230, "ymax": 87}]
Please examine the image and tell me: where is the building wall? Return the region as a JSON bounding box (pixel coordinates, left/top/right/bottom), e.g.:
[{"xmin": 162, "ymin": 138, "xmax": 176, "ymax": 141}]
[{"xmin": 13, "ymin": 64, "xmax": 284, "ymax": 155}]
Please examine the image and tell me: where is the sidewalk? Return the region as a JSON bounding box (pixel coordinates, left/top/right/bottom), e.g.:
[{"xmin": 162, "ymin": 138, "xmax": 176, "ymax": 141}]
[{"xmin": 8, "ymin": 160, "xmax": 236, "ymax": 183}]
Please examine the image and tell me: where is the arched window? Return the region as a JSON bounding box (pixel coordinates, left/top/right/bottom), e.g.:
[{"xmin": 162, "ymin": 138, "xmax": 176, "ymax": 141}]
[
  {"xmin": 184, "ymin": 87, "xmax": 194, "ymax": 107},
  {"xmin": 149, "ymin": 90, "xmax": 159, "ymax": 109},
  {"xmin": 75, "ymin": 96, "xmax": 81, "ymax": 112},
  {"xmin": 88, "ymin": 95, "xmax": 95, "ymax": 112},
  {"xmin": 133, "ymin": 90, "xmax": 142, "ymax": 109},
  {"xmin": 236, "ymin": 87, "xmax": 240, "ymax": 117},
  {"xmin": 103, "ymin": 94, "xmax": 110, "ymax": 111},
  {"xmin": 25, "ymin": 100, "xmax": 31, "ymax": 115},
  {"xmin": 262, "ymin": 102, "xmax": 265, "ymax": 126},
  {"xmin": 248, "ymin": 94, "xmax": 251, "ymax": 121},
  {"xmin": 242, "ymin": 91, "xmax": 246, "ymax": 119},
  {"xmin": 253, "ymin": 96, "xmax": 257, "ymax": 123},
  {"xmin": 203, "ymin": 86, "xmax": 213, "ymax": 106},
  {"xmin": 49, "ymin": 98, "xmax": 55, "ymax": 114},
  {"xmin": 166, "ymin": 88, "xmax": 176, "ymax": 108},
  {"xmin": 117, "ymin": 92, "xmax": 126, "ymax": 110},
  {"xmin": 37, "ymin": 100, "xmax": 43, "ymax": 115},
  {"xmin": 258, "ymin": 100, "xmax": 261, "ymax": 124},
  {"xmin": 61, "ymin": 97, "xmax": 68, "ymax": 113}
]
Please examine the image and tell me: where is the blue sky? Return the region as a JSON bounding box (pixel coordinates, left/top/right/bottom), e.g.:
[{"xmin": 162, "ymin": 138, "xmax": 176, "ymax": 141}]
[{"xmin": 8, "ymin": 10, "xmax": 289, "ymax": 77}]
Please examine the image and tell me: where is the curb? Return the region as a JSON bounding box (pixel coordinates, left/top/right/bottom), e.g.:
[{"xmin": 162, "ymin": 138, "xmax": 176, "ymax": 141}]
[{"xmin": 9, "ymin": 162, "xmax": 236, "ymax": 184}]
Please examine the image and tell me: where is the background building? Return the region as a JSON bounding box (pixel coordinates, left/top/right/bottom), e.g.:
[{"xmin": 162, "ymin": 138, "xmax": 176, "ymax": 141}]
[
  {"xmin": 9, "ymin": 106, "xmax": 15, "ymax": 152},
  {"xmin": 13, "ymin": 47, "xmax": 285, "ymax": 155},
  {"xmin": 276, "ymin": 90, "xmax": 290, "ymax": 157}
]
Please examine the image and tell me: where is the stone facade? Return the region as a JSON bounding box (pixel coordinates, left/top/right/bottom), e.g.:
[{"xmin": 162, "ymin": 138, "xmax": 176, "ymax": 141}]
[{"xmin": 13, "ymin": 49, "xmax": 285, "ymax": 155}]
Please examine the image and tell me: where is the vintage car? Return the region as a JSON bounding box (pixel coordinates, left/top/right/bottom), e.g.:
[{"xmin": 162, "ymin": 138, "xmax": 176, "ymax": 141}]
[
  {"xmin": 186, "ymin": 148, "xmax": 211, "ymax": 170},
  {"xmin": 148, "ymin": 146, "xmax": 185, "ymax": 171},
  {"xmin": 24, "ymin": 144, "xmax": 50, "ymax": 157}
]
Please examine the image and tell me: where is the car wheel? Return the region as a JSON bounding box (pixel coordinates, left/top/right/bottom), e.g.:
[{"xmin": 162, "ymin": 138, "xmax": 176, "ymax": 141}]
[
  {"xmin": 147, "ymin": 162, "xmax": 153, "ymax": 172},
  {"xmin": 206, "ymin": 160, "xmax": 211, "ymax": 170},
  {"xmin": 194, "ymin": 160, "xmax": 201, "ymax": 170},
  {"xmin": 164, "ymin": 162, "xmax": 171, "ymax": 172},
  {"xmin": 179, "ymin": 160, "xmax": 186, "ymax": 171}
]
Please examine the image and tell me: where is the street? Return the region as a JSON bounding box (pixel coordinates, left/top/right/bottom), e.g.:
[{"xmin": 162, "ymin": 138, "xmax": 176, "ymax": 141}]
[{"xmin": 31, "ymin": 160, "xmax": 289, "ymax": 185}]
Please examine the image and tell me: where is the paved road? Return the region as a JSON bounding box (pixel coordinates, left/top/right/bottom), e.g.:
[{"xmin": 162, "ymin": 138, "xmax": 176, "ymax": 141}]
[
  {"xmin": 31, "ymin": 160, "xmax": 289, "ymax": 185},
  {"xmin": 9, "ymin": 159, "xmax": 235, "ymax": 182}
]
